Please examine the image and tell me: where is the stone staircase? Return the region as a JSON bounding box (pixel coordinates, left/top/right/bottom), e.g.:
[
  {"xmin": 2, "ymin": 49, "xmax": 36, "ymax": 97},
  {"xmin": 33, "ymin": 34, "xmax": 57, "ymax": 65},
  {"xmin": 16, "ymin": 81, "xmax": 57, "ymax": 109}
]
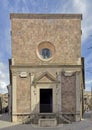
[{"xmin": 23, "ymin": 113, "xmax": 72, "ymax": 126}]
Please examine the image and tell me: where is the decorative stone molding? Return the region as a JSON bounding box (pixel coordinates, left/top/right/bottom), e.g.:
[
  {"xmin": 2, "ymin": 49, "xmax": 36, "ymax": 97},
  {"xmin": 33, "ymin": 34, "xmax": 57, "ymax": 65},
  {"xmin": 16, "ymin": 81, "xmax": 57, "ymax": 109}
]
[
  {"xmin": 36, "ymin": 41, "xmax": 55, "ymax": 61},
  {"xmin": 77, "ymin": 58, "xmax": 81, "ymax": 65},
  {"xmin": 32, "ymin": 71, "xmax": 60, "ymax": 85},
  {"xmin": 11, "ymin": 64, "xmax": 82, "ymax": 69},
  {"xmin": 76, "ymin": 71, "xmax": 80, "ymax": 75},
  {"xmin": 10, "ymin": 14, "xmax": 82, "ymax": 20},
  {"xmin": 19, "ymin": 72, "xmax": 28, "ymax": 78},
  {"xmin": 12, "ymin": 70, "xmax": 17, "ymax": 76},
  {"xmin": 12, "ymin": 58, "xmax": 15, "ymax": 65},
  {"xmin": 62, "ymin": 71, "xmax": 76, "ymax": 77}
]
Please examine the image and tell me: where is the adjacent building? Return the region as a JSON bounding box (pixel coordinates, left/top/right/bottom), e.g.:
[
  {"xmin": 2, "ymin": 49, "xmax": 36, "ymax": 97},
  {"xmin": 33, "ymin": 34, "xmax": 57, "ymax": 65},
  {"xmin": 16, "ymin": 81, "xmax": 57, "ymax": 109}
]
[
  {"xmin": 84, "ymin": 91, "xmax": 91, "ymax": 111},
  {"xmin": 0, "ymin": 93, "xmax": 8, "ymax": 113}
]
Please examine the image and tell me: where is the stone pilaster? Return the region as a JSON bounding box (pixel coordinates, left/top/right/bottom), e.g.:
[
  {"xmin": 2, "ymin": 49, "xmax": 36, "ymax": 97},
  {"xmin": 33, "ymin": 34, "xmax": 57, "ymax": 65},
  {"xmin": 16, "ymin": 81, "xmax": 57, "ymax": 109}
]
[
  {"xmin": 76, "ymin": 71, "xmax": 80, "ymax": 121},
  {"xmin": 57, "ymin": 72, "xmax": 61, "ymax": 113},
  {"xmin": 12, "ymin": 71, "xmax": 17, "ymax": 122}
]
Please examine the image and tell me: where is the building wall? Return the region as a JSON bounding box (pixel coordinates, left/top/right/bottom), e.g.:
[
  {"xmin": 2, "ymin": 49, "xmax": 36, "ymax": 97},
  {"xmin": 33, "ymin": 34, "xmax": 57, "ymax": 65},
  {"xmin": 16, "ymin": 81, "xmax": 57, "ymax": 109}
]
[
  {"xmin": 11, "ymin": 14, "xmax": 81, "ymax": 65},
  {"xmin": 61, "ymin": 72, "xmax": 76, "ymax": 113},
  {"xmin": 0, "ymin": 93, "xmax": 8, "ymax": 113},
  {"xmin": 10, "ymin": 14, "xmax": 83, "ymax": 123},
  {"xmin": 16, "ymin": 75, "xmax": 31, "ymax": 113}
]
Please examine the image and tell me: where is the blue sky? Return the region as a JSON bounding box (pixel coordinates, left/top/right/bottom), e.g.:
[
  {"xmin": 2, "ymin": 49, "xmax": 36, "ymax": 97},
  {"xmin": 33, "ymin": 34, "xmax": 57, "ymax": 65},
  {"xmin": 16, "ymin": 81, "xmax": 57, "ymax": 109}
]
[{"xmin": 0, "ymin": 0, "xmax": 92, "ymax": 93}]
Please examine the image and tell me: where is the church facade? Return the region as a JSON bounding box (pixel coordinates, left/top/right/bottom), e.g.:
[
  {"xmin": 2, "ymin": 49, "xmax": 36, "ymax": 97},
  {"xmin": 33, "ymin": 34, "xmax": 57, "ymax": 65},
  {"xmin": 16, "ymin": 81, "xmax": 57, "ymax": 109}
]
[{"xmin": 10, "ymin": 14, "xmax": 84, "ymax": 124}]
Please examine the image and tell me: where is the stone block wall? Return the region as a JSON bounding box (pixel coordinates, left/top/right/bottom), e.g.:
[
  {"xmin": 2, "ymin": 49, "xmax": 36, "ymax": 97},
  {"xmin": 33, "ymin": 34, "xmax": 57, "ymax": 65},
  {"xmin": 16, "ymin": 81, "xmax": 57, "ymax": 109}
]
[
  {"xmin": 16, "ymin": 75, "xmax": 31, "ymax": 113},
  {"xmin": 10, "ymin": 14, "xmax": 82, "ymax": 65},
  {"xmin": 10, "ymin": 14, "xmax": 83, "ymax": 123},
  {"xmin": 61, "ymin": 72, "xmax": 76, "ymax": 113}
]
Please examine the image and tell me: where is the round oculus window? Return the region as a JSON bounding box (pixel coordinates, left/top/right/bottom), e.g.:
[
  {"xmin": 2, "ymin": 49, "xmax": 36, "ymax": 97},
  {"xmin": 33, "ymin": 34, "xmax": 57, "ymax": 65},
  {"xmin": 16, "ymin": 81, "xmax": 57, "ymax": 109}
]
[
  {"xmin": 40, "ymin": 48, "xmax": 52, "ymax": 59},
  {"xmin": 37, "ymin": 41, "xmax": 55, "ymax": 61}
]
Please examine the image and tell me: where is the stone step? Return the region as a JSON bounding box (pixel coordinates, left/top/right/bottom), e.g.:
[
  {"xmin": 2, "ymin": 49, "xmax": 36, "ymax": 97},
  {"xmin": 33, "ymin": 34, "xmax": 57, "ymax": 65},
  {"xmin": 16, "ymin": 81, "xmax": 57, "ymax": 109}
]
[{"xmin": 23, "ymin": 113, "xmax": 72, "ymax": 125}]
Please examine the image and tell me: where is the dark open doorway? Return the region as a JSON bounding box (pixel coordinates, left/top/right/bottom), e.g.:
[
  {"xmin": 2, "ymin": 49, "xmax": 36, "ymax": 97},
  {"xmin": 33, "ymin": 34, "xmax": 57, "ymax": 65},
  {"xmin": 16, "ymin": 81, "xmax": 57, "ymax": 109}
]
[{"xmin": 40, "ymin": 89, "xmax": 52, "ymax": 113}]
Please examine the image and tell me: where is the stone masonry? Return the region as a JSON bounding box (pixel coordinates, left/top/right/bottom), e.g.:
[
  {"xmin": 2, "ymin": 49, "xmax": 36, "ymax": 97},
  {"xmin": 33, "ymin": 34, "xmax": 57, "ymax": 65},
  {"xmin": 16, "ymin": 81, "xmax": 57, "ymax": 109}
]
[
  {"xmin": 11, "ymin": 14, "xmax": 81, "ymax": 65},
  {"xmin": 9, "ymin": 14, "xmax": 84, "ymax": 124}
]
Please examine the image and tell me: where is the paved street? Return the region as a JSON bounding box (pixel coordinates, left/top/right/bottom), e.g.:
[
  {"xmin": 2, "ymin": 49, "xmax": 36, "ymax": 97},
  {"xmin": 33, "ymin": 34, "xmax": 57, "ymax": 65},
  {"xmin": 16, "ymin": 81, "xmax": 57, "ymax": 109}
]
[
  {"xmin": 83, "ymin": 111, "xmax": 91, "ymax": 119},
  {"xmin": 0, "ymin": 112, "xmax": 92, "ymax": 130}
]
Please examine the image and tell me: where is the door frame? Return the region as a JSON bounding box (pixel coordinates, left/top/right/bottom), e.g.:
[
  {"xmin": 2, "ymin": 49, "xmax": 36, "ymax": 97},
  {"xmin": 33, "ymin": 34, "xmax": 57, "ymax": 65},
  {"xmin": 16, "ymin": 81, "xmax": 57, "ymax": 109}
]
[{"xmin": 37, "ymin": 84, "xmax": 56, "ymax": 113}]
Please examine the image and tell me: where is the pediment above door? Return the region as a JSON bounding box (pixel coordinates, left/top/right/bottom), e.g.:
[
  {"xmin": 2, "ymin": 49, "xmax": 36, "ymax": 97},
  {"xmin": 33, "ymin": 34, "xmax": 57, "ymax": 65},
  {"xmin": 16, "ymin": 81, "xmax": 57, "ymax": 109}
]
[{"xmin": 33, "ymin": 72, "xmax": 60, "ymax": 84}]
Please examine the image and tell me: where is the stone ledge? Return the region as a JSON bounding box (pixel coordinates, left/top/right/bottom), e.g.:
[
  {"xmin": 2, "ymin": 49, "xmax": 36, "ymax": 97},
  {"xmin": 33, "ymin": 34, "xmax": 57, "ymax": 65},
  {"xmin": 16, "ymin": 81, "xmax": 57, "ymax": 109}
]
[
  {"xmin": 10, "ymin": 13, "xmax": 82, "ymax": 20},
  {"xmin": 11, "ymin": 64, "xmax": 82, "ymax": 69}
]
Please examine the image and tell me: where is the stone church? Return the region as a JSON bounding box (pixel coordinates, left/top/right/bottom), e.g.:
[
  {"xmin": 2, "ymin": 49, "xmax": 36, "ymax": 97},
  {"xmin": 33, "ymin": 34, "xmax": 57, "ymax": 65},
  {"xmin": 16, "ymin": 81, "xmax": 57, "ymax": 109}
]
[{"xmin": 9, "ymin": 13, "xmax": 85, "ymax": 125}]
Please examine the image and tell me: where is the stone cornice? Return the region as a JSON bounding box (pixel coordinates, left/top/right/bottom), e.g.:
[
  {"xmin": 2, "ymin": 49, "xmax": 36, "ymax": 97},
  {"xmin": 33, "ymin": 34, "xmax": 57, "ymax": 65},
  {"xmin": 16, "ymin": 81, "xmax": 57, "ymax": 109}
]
[
  {"xmin": 10, "ymin": 13, "xmax": 82, "ymax": 20},
  {"xmin": 11, "ymin": 64, "xmax": 82, "ymax": 69},
  {"xmin": 36, "ymin": 81, "xmax": 60, "ymax": 84}
]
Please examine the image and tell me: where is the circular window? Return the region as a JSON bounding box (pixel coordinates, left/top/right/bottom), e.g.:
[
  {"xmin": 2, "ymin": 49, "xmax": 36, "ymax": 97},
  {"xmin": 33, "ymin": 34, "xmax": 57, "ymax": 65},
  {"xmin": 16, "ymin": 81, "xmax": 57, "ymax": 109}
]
[
  {"xmin": 37, "ymin": 41, "xmax": 55, "ymax": 61},
  {"xmin": 40, "ymin": 48, "xmax": 52, "ymax": 59}
]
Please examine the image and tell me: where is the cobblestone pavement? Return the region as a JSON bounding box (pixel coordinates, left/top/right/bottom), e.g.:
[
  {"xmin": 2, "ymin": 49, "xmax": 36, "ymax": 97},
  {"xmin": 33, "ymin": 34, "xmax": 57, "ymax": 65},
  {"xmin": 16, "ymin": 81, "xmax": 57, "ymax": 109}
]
[{"xmin": 0, "ymin": 112, "xmax": 92, "ymax": 130}]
